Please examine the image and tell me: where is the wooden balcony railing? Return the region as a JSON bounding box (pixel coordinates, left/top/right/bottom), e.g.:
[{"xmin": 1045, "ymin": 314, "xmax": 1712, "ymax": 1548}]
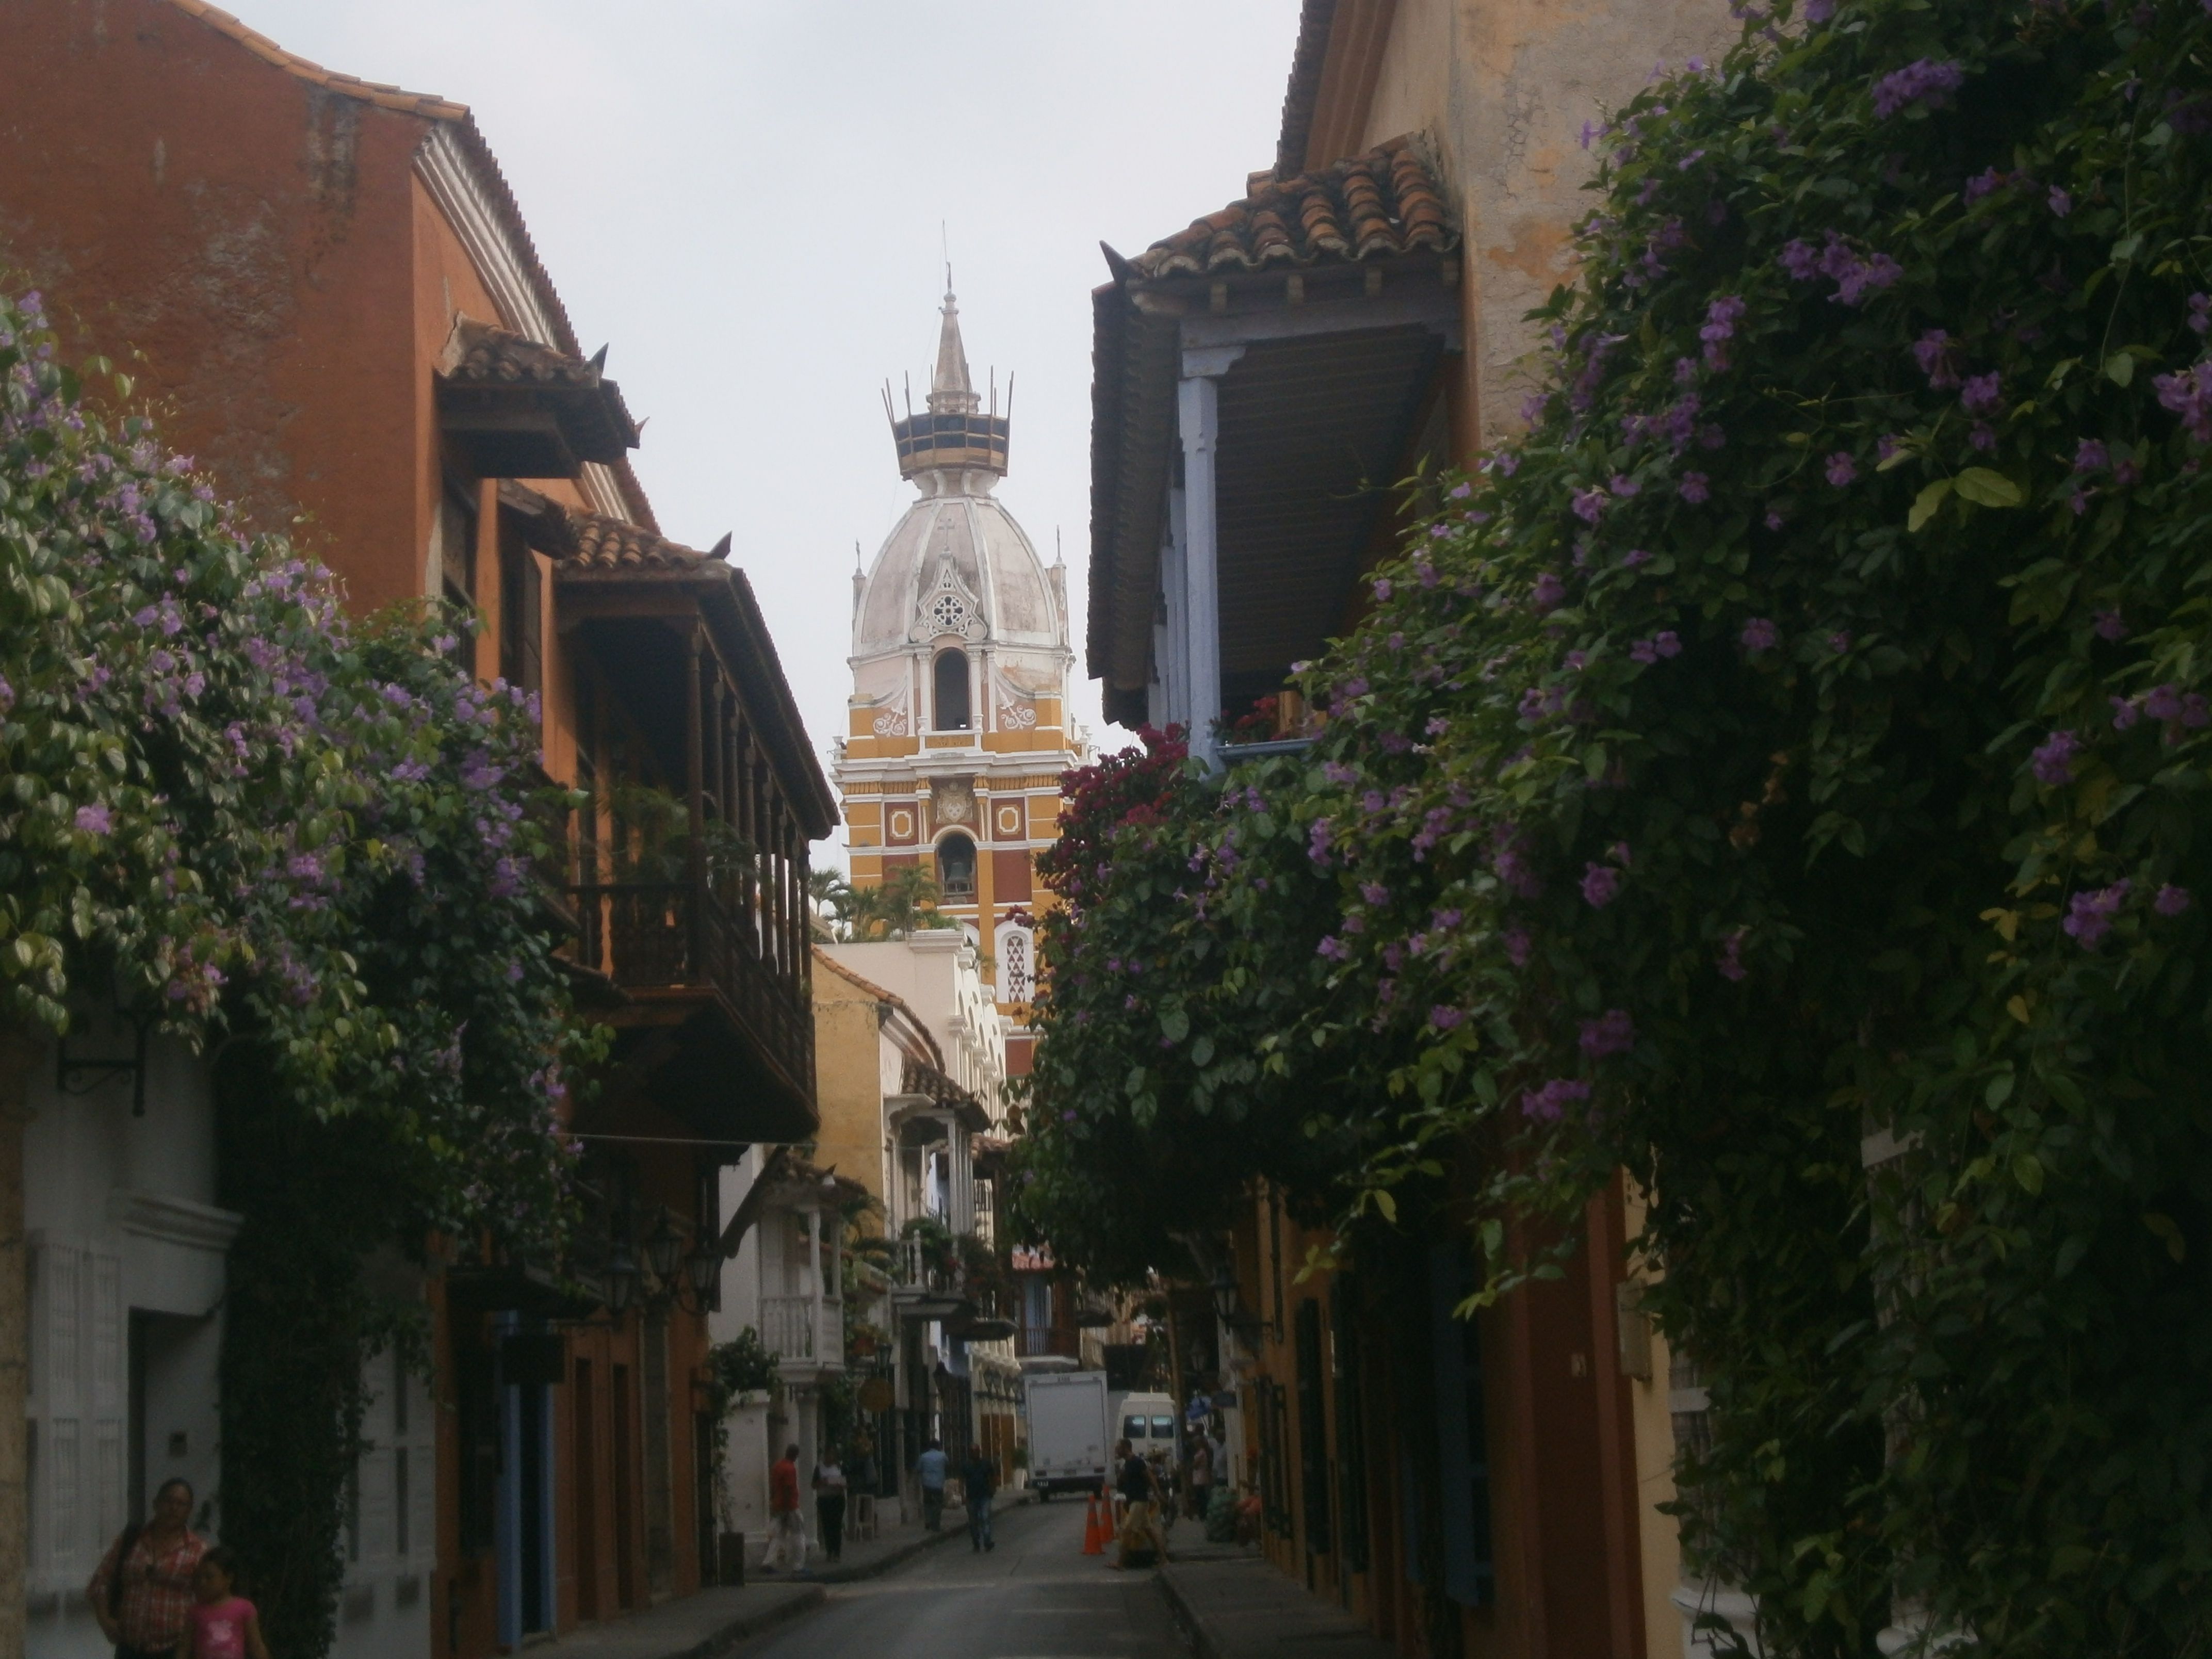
[
  {"xmin": 761, "ymin": 1293, "xmax": 843, "ymax": 1364},
  {"xmin": 569, "ymin": 877, "xmax": 814, "ymax": 1099},
  {"xmin": 1016, "ymin": 1325, "xmax": 1083, "ymax": 1360}
]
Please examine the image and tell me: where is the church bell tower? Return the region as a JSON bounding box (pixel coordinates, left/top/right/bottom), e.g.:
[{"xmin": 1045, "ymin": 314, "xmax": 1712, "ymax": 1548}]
[{"xmin": 835, "ymin": 286, "xmax": 1082, "ymax": 1074}]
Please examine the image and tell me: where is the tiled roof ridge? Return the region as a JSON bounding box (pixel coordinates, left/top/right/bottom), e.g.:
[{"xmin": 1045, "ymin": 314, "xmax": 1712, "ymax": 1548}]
[
  {"xmin": 564, "ymin": 509, "xmax": 709, "ymax": 573},
  {"xmin": 161, "ymin": 0, "xmax": 467, "ymax": 118},
  {"xmin": 1130, "ymin": 134, "xmax": 1456, "ymax": 280},
  {"xmin": 156, "ymin": 0, "xmax": 662, "ymax": 537},
  {"xmin": 1276, "ymin": 0, "xmax": 1339, "ymax": 178},
  {"xmin": 444, "ymin": 318, "xmax": 600, "ymax": 386}
]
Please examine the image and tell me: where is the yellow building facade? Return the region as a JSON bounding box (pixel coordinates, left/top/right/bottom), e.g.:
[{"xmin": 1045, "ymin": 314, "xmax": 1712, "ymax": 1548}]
[{"xmin": 835, "ymin": 288, "xmax": 1083, "ymax": 1074}]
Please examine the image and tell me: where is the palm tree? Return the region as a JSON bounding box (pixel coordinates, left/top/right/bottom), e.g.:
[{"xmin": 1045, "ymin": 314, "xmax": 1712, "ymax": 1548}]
[
  {"xmin": 809, "ymin": 867, "xmax": 856, "ymax": 941},
  {"xmin": 844, "ymin": 866, "xmax": 956, "ymax": 940}
]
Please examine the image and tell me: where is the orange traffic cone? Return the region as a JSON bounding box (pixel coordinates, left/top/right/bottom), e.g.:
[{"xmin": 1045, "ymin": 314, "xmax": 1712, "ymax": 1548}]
[{"xmin": 1082, "ymin": 1490, "xmax": 1107, "ymax": 1555}]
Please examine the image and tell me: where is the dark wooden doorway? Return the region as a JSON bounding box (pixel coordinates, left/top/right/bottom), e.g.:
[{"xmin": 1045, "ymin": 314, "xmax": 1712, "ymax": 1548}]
[
  {"xmin": 574, "ymin": 1360, "xmax": 599, "ymax": 1621},
  {"xmin": 611, "ymin": 1363, "xmax": 638, "ymax": 1611}
]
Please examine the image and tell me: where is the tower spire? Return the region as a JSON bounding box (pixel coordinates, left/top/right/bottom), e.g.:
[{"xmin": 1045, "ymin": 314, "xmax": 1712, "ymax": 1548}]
[{"xmin": 926, "ymin": 274, "xmax": 979, "ymax": 415}]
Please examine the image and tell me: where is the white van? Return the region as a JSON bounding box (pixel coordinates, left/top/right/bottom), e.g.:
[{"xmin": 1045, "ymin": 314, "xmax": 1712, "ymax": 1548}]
[{"xmin": 1114, "ymin": 1391, "xmax": 1181, "ymax": 1463}]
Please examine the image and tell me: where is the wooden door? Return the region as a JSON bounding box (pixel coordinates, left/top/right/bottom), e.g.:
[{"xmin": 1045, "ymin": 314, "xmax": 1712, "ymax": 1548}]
[
  {"xmin": 574, "ymin": 1359, "xmax": 599, "ymax": 1621},
  {"xmin": 611, "ymin": 1363, "xmax": 637, "ymax": 1611}
]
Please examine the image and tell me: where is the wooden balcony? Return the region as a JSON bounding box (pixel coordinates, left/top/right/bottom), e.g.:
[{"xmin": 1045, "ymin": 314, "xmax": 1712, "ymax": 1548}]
[
  {"xmin": 571, "ymin": 874, "xmax": 816, "ymax": 1142},
  {"xmin": 1016, "ymin": 1325, "xmax": 1083, "ymax": 1361},
  {"xmin": 760, "ymin": 1293, "xmax": 843, "ymax": 1369}
]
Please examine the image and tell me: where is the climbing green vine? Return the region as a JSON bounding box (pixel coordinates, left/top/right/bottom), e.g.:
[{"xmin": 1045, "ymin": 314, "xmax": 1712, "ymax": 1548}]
[
  {"xmin": 1, "ymin": 287, "xmax": 590, "ymax": 1654},
  {"xmin": 1018, "ymin": 3, "xmax": 2212, "ymax": 1651}
]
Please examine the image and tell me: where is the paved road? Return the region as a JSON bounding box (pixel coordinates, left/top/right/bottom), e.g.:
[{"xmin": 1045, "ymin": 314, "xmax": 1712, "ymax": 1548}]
[{"xmin": 736, "ymin": 1497, "xmax": 1190, "ymax": 1659}]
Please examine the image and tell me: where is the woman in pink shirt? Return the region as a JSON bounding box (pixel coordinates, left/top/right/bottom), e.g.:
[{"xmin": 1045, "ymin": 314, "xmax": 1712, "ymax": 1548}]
[{"xmin": 188, "ymin": 1549, "xmax": 269, "ymax": 1659}]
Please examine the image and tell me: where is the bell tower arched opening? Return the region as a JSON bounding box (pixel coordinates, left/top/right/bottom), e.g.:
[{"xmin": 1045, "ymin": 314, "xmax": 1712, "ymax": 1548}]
[
  {"xmin": 935, "ymin": 831, "xmax": 977, "ymax": 899},
  {"xmin": 933, "ymin": 648, "xmax": 971, "ymax": 732}
]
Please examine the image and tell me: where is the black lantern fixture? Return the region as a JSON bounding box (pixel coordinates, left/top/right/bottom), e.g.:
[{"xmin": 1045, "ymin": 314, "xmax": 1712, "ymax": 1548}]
[
  {"xmin": 1209, "ymin": 1262, "xmax": 1240, "ymax": 1326},
  {"xmin": 603, "ymin": 1240, "xmax": 641, "ymax": 1316},
  {"xmin": 645, "ymin": 1212, "xmax": 685, "ymax": 1285},
  {"xmin": 684, "ymin": 1240, "xmax": 721, "ymax": 1304}
]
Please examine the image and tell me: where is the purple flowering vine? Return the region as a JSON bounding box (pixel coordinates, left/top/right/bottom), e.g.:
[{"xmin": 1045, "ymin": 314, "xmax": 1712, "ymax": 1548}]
[{"xmin": 1872, "ymin": 58, "xmax": 1965, "ymax": 119}]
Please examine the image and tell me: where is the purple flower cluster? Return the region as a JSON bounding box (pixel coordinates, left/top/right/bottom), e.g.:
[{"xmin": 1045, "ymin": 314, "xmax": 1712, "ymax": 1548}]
[
  {"xmin": 2062, "ymin": 880, "xmax": 2130, "ymax": 949},
  {"xmin": 1715, "ymin": 929, "xmax": 1748, "ymax": 982},
  {"xmin": 2155, "ymin": 361, "xmax": 2212, "ymax": 441},
  {"xmin": 1780, "ymin": 232, "xmax": 1903, "ymax": 306},
  {"xmin": 1581, "ymin": 863, "xmax": 1623, "ymax": 907},
  {"xmin": 1630, "ymin": 631, "xmax": 1682, "ymax": 664},
  {"xmin": 1521, "ymin": 1078, "xmax": 1592, "ymax": 1124},
  {"xmin": 1871, "ymin": 58, "xmax": 1965, "ymax": 119},
  {"xmin": 1579, "ymin": 1008, "xmax": 1636, "ymax": 1059},
  {"xmin": 1741, "ymin": 617, "xmax": 1780, "ymax": 654},
  {"xmin": 2029, "ymin": 729, "xmax": 2080, "ymax": 785},
  {"xmin": 1907, "ymin": 332, "xmax": 1958, "ymax": 393},
  {"xmin": 1701, "ymin": 295, "xmax": 1748, "ymax": 369},
  {"xmin": 1679, "ymin": 471, "xmax": 1711, "ymax": 503}
]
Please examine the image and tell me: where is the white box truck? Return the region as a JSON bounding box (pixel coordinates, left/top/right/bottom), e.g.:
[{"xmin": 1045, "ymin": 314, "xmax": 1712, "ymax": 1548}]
[{"xmin": 1023, "ymin": 1370, "xmax": 1110, "ymax": 1498}]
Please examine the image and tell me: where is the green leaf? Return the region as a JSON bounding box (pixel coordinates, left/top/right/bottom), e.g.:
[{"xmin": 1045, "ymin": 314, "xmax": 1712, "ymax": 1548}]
[
  {"xmin": 2013, "ymin": 1153, "xmax": 2045, "ymax": 1195},
  {"xmin": 1955, "ymin": 468, "xmax": 2023, "ymax": 509},
  {"xmin": 2103, "ymin": 352, "xmax": 2136, "ymax": 388},
  {"xmin": 2113, "ymin": 232, "xmax": 2143, "ymax": 264},
  {"xmin": 1909, "ymin": 478, "xmax": 1953, "ymax": 531},
  {"xmin": 1190, "ymin": 1033, "xmax": 1215, "ymax": 1068},
  {"xmin": 2144, "ymin": 1212, "xmax": 2187, "ymax": 1263},
  {"xmin": 1160, "ymin": 1006, "xmax": 1190, "ymax": 1044}
]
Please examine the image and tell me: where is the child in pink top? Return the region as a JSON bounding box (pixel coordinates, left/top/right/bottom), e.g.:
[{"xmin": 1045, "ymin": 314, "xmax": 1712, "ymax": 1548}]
[{"xmin": 189, "ymin": 1549, "xmax": 269, "ymax": 1659}]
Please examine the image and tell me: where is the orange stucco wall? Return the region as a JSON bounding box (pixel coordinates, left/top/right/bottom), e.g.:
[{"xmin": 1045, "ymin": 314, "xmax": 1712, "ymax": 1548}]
[{"xmin": 0, "ymin": 0, "xmax": 428, "ymax": 612}]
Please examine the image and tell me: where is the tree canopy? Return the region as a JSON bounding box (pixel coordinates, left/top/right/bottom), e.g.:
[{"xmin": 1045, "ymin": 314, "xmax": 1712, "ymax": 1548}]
[{"xmin": 1013, "ymin": 3, "xmax": 2212, "ymax": 1650}]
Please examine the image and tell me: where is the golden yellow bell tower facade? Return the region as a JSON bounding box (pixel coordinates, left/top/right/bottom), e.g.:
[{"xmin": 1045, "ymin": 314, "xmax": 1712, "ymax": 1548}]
[{"xmin": 834, "ymin": 287, "xmax": 1082, "ymax": 1074}]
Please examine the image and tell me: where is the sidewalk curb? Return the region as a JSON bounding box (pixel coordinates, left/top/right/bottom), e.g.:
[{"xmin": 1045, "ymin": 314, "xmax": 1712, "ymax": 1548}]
[
  {"xmin": 802, "ymin": 1522, "xmax": 962, "ymax": 1584},
  {"xmin": 655, "ymin": 1585, "xmax": 825, "ymax": 1659},
  {"xmin": 1153, "ymin": 1561, "xmax": 1222, "ymax": 1659}
]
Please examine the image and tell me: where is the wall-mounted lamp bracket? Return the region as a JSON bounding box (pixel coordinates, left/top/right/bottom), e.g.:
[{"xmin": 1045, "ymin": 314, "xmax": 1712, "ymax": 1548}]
[{"xmin": 56, "ymin": 1020, "xmax": 149, "ymax": 1115}]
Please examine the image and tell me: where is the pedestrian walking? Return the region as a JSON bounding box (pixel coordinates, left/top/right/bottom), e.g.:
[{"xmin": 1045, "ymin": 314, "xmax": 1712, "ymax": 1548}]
[
  {"xmin": 814, "ymin": 1449, "xmax": 850, "ymax": 1564},
  {"xmin": 88, "ymin": 1475, "xmax": 209, "ymax": 1659},
  {"xmin": 186, "ymin": 1548, "xmax": 269, "ymax": 1659},
  {"xmin": 916, "ymin": 1438, "xmax": 950, "ymax": 1532},
  {"xmin": 962, "ymin": 1443, "xmax": 997, "ymax": 1552},
  {"xmin": 1112, "ymin": 1438, "xmax": 1166, "ymax": 1569},
  {"xmin": 763, "ymin": 1443, "xmax": 808, "ymax": 1573},
  {"xmin": 1186, "ymin": 1435, "xmax": 1213, "ymax": 1520}
]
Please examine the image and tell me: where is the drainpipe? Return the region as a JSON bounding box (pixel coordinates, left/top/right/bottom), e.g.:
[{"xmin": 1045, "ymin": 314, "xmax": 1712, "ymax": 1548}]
[{"xmin": 0, "ymin": 1029, "xmax": 39, "ymax": 1659}]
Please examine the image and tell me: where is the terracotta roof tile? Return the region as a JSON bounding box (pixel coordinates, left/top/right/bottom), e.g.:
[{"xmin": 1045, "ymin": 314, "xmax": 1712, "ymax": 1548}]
[
  {"xmin": 1130, "ymin": 135, "xmax": 1456, "ymax": 279},
  {"xmin": 1277, "ymin": 0, "xmax": 1339, "ymax": 177},
  {"xmin": 444, "ymin": 320, "xmax": 603, "ymax": 389},
  {"xmin": 565, "ymin": 512, "xmax": 709, "ymax": 573}
]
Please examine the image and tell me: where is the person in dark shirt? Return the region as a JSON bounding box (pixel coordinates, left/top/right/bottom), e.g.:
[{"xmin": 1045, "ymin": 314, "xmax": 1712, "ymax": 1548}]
[
  {"xmin": 1113, "ymin": 1439, "xmax": 1164, "ymax": 1568},
  {"xmin": 961, "ymin": 1444, "xmax": 998, "ymax": 1553}
]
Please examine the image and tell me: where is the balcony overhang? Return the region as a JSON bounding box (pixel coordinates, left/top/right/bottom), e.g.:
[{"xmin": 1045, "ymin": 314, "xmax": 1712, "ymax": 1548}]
[
  {"xmin": 602, "ymin": 992, "xmax": 818, "ymax": 1145},
  {"xmin": 1088, "ymin": 137, "xmax": 1462, "ymax": 732},
  {"xmin": 436, "ymin": 320, "xmax": 639, "ymax": 480}
]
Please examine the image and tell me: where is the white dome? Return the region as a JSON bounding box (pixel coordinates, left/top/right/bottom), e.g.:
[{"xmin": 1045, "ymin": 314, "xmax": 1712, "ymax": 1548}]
[{"xmin": 854, "ymin": 470, "xmax": 1062, "ymax": 654}]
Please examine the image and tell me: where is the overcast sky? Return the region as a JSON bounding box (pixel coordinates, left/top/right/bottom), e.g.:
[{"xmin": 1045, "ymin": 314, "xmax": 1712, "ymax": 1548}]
[{"xmin": 233, "ymin": 0, "xmax": 1303, "ymax": 862}]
